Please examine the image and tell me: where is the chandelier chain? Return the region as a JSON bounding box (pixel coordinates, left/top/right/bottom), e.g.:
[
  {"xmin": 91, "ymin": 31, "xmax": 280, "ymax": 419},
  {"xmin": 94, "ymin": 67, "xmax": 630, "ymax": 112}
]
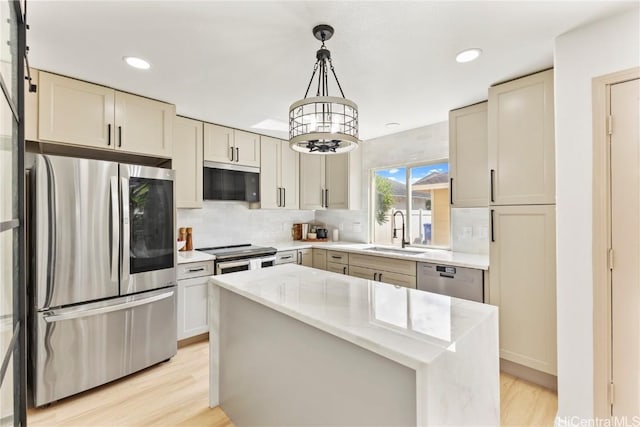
[
  {"xmin": 328, "ymin": 58, "xmax": 346, "ymax": 98},
  {"xmin": 303, "ymin": 60, "xmax": 320, "ymax": 99}
]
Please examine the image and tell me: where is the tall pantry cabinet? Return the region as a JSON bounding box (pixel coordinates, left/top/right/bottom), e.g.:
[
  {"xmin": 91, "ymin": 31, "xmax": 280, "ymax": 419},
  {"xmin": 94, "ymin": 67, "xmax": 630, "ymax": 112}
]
[{"xmin": 488, "ymin": 69, "xmax": 557, "ymax": 376}]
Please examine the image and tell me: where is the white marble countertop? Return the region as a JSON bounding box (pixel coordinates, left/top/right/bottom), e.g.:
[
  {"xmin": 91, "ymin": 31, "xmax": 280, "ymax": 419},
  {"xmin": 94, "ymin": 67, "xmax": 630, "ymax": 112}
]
[
  {"xmin": 259, "ymin": 241, "xmax": 490, "ymax": 270},
  {"xmin": 177, "ymin": 250, "xmax": 215, "ymax": 264},
  {"xmin": 209, "ymin": 264, "xmax": 497, "ymax": 370}
]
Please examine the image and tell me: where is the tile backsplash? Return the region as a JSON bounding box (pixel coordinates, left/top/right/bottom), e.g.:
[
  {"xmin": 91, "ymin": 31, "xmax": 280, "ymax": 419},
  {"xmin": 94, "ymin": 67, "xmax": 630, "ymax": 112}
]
[
  {"xmin": 450, "ymin": 208, "xmax": 490, "ymax": 255},
  {"xmin": 177, "ymin": 202, "xmax": 315, "ymax": 248}
]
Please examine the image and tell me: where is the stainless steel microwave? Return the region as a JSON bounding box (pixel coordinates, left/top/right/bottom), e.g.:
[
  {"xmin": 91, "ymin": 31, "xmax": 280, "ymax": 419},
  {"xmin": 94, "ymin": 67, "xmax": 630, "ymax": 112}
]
[{"xmin": 203, "ymin": 161, "xmax": 260, "ymax": 202}]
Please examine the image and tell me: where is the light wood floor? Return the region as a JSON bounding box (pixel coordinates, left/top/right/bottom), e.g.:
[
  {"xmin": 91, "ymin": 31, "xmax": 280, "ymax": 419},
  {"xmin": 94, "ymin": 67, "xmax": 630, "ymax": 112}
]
[{"xmin": 28, "ymin": 340, "xmax": 557, "ymax": 426}]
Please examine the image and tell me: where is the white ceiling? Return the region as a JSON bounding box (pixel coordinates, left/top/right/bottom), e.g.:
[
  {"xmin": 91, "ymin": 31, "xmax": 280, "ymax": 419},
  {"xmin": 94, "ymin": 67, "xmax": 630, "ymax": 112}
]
[{"xmin": 27, "ymin": 1, "xmax": 636, "ymax": 140}]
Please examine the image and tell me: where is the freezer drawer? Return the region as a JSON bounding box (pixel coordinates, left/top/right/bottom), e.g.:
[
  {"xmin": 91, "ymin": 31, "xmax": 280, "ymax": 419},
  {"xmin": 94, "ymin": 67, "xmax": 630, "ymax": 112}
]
[
  {"xmin": 417, "ymin": 262, "xmax": 484, "ymax": 303},
  {"xmin": 31, "ymin": 287, "xmax": 177, "ymax": 407}
]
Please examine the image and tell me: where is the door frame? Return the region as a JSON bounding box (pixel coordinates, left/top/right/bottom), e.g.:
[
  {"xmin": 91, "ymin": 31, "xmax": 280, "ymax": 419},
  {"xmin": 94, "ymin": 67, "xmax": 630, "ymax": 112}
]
[{"xmin": 592, "ymin": 67, "xmax": 640, "ymax": 418}]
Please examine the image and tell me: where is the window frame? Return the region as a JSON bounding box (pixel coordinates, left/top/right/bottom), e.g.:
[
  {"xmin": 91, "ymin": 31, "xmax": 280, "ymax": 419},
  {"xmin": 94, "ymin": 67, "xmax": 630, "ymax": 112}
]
[{"xmin": 369, "ymin": 158, "xmax": 451, "ymax": 249}]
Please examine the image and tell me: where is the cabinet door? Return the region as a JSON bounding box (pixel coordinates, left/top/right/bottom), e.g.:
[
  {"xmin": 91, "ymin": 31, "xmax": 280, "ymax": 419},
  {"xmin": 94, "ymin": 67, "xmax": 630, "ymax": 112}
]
[
  {"xmin": 173, "ymin": 116, "xmax": 203, "ymax": 208},
  {"xmin": 327, "ymin": 262, "xmax": 348, "ymax": 275},
  {"xmin": 299, "ymin": 154, "xmax": 326, "ymax": 209},
  {"xmin": 280, "ymin": 140, "xmax": 299, "ymax": 209},
  {"xmin": 177, "ymin": 276, "xmax": 209, "ymax": 340},
  {"xmin": 114, "ymin": 91, "xmax": 174, "ymax": 157},
  {"xmin": 449, "ymin": 102, "xmax": 488, "ymax": 207},
  {"xmin": 489, "ymin": 204, "xmax": 556, "ymax": 374},
  {"xmin": 312, "ymin": 249, "xmax": 327, "ymax": 270},
  {"xmin": 203, "ymin": 123, "xmax": 233, "ymax": 164},
  {"xmin": 325, "ymin": 154, "xmax": 349, "ymax": 209},
  {"xmin": 38, "ymin": 72, "xmax": 115, "ymax": 149},
  {"xmin": 488, "ymin": 69, "xmax": 555, "ymax": 205},
  {"xmin": 298, "ymin": 249, "xmax": 313, "ymax": 267},
  {"xmin": 234, "ymin": 130, "xmax": 260, "ymax": 167},
  {"xmin": 260, "ymin": 136, "xmax": 280, "ymax": 209}
]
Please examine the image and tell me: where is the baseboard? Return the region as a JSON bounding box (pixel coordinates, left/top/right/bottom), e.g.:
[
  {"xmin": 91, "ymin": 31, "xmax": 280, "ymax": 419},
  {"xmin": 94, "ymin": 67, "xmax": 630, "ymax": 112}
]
[
  {"xmin": 500, "ymin": 358, "xmax": 557, "ymax": 391},
  {"xmin": 178, "ymin": 333, "xmax": 209, "ymax": 348}
]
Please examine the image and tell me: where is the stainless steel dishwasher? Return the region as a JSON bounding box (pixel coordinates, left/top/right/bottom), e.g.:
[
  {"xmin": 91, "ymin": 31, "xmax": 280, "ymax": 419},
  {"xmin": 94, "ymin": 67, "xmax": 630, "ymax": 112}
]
[{"xmin": 417, "ymin": 262, "xmax": 484, "ymax": 302}]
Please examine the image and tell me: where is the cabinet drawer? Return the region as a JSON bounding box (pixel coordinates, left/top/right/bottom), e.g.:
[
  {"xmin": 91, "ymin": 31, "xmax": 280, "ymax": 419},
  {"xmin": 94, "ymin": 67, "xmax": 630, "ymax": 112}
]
[
  {"xmin": 348, "ymin": 253, "xmax": 416, "ymax": 276},
  {"xmin": 348, "ymin": 265, "xmax": 416, "ymax": 289},
  {"xmin": 276, "ymin": 250, "xmax": 297, "ymax": 264},
  {"xmin": 327, "ymin": 262, "xmax": 348, "ymax": 275},
  {"xmin": 327, "ymin": 250, "xmax": 348, "ymax": 265},
  {"xmin": 177, "ymin": 261, "xmax": 214, "ymax": 280}
]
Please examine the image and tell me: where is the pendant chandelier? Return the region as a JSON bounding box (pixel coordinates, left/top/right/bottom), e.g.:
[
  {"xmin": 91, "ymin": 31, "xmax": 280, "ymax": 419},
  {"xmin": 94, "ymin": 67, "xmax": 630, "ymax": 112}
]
[{"xmin": 289, "ymin": 24, "xmax": 359, "ymax": 154}]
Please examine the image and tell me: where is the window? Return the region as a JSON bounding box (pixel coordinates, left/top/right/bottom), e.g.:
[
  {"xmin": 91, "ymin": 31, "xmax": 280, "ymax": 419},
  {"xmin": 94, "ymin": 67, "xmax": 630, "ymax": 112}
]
[{"xmin": 372, "ymin": 161, "xmax": 450, "ymax": 248}]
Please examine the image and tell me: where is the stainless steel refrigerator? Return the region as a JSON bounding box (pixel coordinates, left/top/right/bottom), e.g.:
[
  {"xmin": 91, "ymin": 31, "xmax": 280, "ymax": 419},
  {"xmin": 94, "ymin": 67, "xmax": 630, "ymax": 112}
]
[{"xmin": 30, "ymin": 154, "xmax": 177, "ymax": 407}]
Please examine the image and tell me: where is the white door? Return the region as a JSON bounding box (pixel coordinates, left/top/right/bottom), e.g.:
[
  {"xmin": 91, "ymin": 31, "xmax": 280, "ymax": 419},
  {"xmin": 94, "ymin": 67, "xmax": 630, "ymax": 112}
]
[
  {"xmin": 610, "ymin": 78, "xmax": 640, "ymax": 417},
  {"xmin": 260, "ymin": 136, "xmax": 280, "ymax": 209},
  {"xmin": 299, "ymin": 154, "xmax": 326, "ymax": 210}
]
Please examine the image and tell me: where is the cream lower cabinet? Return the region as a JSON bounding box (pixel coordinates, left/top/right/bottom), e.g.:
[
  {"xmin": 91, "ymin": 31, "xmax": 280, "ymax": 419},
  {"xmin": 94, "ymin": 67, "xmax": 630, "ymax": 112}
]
[
  {"xmin": 327, "ymin": 250, "xmax": 349, "ymax": 275},
  {"xmin": 348, "ymin": 253, "xmax": 417, "ymax": 289},
  {"xmin": 173, "ymin": 116, "xmax": 203, "ymax": 208},
  {"xmin": 260, "ymin": 136, "xmax": 299, "ymax": 209},
  {"xmin": 299, "ymin": 150, "xmax": 361, "ymax": 210},
  {"xmin": 38, "ymin": 71, "xmax": 175, "ymax": 157},
  {"xmin": 312, "ymin": 249, "xmax": 327, "ymax": 270},
  {"xmin": 489, "ymin": 204, "xmax": 557, "ymax": 375},
  {"xmin": 327, "ymin": 262, "xmax": 349, "ymax": 275},
  {"xmin": 177, "ymin": 260, "xmax": 215, "ymax": 341},
  {"xmin": 488, "ymin": 69, "xmax": 555, "ymax": 206},
  {"xmin": 203, "ymin": 124, "xmax": 260, "ymax": 168},
  {"xmin": 449, "ymin": 101, "xmax": 488, "ymax": 207}
]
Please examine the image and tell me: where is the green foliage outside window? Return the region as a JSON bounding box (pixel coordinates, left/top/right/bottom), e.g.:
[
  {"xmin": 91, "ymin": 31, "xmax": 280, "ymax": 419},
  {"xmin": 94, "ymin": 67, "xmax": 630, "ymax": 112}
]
[{"xmin": 375, "ymin": 175, "xmax": 395, "ymax": 225}]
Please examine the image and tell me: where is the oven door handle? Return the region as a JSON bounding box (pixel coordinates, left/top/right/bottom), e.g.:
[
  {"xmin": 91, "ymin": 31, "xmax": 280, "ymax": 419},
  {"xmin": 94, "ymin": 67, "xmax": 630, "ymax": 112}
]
[{"xmin": 216, "ymin": 260, "xmax": 251, "ymax": 274}]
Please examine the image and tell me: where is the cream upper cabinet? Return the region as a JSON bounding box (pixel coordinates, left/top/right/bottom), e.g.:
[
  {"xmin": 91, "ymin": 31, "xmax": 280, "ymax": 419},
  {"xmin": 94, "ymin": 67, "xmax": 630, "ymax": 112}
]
[
  {"xmin": 449, "ymin": 101, "xmax": 488, "ymax": 207},
  {"xmin": 234, "ymin": 130, "xmax": 260, "ymax": 168},
  {"xmin": 173, "ymin": 116, "xmax": 203, "ymax": 209},
  {"xmin": 300, "ymin": 150, "xmax": 361, "ymax": 210},
  {"xmin": 38, "ymin": 71, "xmax": 175, "ymax": 158},
  {"xmin": 38, "ymin": 71, "xmax": 114, "ymax": 149},
  {"xmin": 114, "ymin": 91, "xmax": 174, "ymax": 157},
  {"xmin": 299, "ymin": 154, "xmax": 326, "ymax": 210},
  {"xmin": 488, "ymin": 69, "xmax": 555, "ymax": 205},
  {"xmin": 203, "ymin": 124, "xmax": 260, "ymax": 168},
  {"xmin": 260, "ymin": 136, "xmax": 299, "ymax": 209},
  {"xmin": 203, "ymin": 123, "xmax": 233, "ymax": 163},
  {"xmin": 489, "ymin": 204, "xmax": 557, "ymax": 375}
]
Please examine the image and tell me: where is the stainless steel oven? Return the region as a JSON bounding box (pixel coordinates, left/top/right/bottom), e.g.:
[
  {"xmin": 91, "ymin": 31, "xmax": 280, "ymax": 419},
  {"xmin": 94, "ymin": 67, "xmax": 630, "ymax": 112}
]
[{"xmin": 198, "ymin": 245, "xmax": 278, "ymax": 275}]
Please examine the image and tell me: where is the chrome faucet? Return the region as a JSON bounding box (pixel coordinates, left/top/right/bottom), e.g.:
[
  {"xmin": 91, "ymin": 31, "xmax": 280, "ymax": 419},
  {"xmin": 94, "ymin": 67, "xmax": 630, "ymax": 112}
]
[{"xmin": 392, "ymin": 211, "xmax": 409, "ymax": 248}]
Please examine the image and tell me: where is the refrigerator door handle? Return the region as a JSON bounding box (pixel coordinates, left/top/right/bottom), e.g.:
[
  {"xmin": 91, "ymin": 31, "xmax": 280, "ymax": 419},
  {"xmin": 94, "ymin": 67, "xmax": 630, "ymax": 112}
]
[
  {"xmin": 110, "ymin": 177, "xmax": 120, "ymax": 283},
  {"xmin": 121, "ymin": 177, "xmax": 130, "ymax": 283},
  {"xmin": 43, "ymin": 290, "xmax": 175, "ymax": 323}
]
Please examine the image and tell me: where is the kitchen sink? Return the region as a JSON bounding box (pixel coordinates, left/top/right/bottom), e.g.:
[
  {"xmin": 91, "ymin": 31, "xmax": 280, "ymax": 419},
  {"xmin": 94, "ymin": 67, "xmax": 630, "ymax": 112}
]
[{"xmin": 363, "ymin": 246, "xmax": 428, "ymax": 256}]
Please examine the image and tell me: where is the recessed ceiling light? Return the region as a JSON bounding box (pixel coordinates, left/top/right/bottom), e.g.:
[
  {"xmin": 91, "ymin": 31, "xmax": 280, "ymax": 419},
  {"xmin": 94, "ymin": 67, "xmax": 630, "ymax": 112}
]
[
  {"xmin": 385, "ymin": 122, "xmax": 400, "ymax": 128},
  {"xmin": 123, "ymin": 56, "xmax": 151, "ymax": 70},
  {"xmin": 455, "ymin": 48, "xmax": 482, "ymax": 63}
]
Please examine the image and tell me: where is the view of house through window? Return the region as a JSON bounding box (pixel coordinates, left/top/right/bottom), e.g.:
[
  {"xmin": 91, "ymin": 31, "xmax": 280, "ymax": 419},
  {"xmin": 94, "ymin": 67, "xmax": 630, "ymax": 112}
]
[{"xmin": 372, "ymin": 162, "xmax": 450, "ymax": 248}]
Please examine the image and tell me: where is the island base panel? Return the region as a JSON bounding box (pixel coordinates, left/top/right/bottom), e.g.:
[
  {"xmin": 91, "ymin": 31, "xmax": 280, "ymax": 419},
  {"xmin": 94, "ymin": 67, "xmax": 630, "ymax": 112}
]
[{"xmin": 211, "ymin": 288, "xmax": 417, "ymax": 427}]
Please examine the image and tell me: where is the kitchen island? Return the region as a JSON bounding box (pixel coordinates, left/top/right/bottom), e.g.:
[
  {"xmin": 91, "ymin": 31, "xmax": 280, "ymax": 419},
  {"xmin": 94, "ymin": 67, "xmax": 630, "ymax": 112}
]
[{"xmin": 209, "ymin": 264, "xmax": 499, "ymax": 426}]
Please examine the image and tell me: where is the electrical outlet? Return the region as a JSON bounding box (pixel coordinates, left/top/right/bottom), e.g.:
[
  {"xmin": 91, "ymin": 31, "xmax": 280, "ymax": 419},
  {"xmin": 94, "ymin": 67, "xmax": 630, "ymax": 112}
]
[
  {"xmin": 352, "ymin": 222, "xmax": 362, "ymax": 233},
  {"xmin": 463, "ymin": 227, "xmax": 473, "ymax": 239},
  {"xmin": 339, "ymin": 223, "xmax": 344, "ymax": 231},
  {"xmin": 476, "ymin": 226, "xmax": 489, "ymax": 239}
]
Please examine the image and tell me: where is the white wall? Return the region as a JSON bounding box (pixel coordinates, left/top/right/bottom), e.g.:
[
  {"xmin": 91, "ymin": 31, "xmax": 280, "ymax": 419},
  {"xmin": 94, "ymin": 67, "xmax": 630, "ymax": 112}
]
[
  {"xmin": 177, "ymin": 202, "xmax": 314, "ymax": 248},
  {"xmin": 554, "ymin": 8, "xmax": 639, "ymax": 419}
]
